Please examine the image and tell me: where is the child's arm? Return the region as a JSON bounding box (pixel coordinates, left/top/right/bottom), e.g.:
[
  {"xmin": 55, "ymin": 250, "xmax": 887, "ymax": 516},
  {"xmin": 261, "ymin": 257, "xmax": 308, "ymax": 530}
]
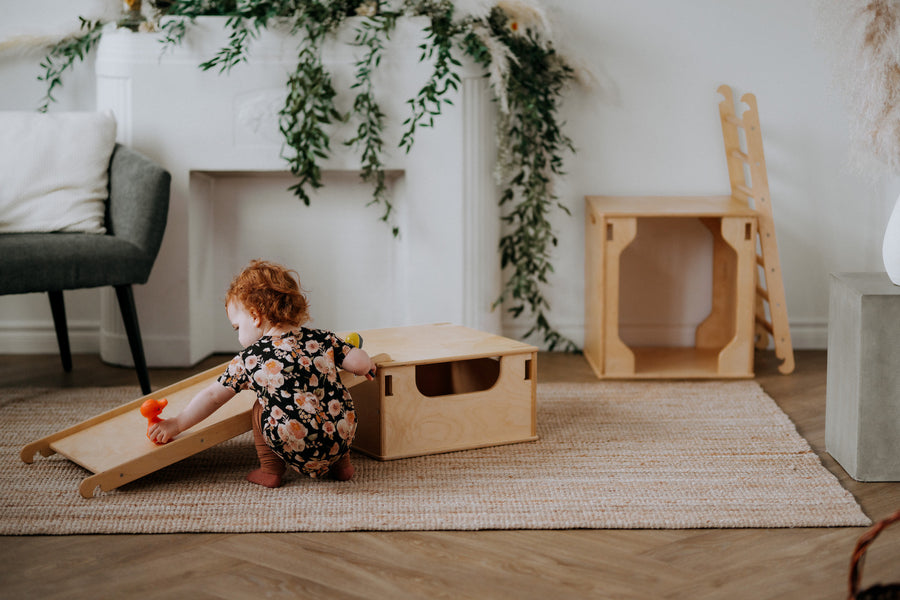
[
  {"xmin": 147, "ymin": 381, "xmax": 237, "ymax": 444},
  {"xmin": 342, "ymin": 347, "xmax": 376, "ymax": 377}
]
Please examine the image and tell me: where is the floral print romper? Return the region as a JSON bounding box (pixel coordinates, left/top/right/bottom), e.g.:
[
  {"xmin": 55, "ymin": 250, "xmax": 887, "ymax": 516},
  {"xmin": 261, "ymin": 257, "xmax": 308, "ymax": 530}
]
[{"xmin": 217, "ymin": 328, "xmax": 358, "ymax": 478}]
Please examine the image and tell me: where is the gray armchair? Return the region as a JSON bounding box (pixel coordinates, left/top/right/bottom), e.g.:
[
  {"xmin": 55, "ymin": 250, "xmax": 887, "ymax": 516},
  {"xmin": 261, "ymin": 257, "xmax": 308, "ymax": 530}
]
[{"xmin": 0, "ymin": 144, "xmax": 170, "ymax": 393}]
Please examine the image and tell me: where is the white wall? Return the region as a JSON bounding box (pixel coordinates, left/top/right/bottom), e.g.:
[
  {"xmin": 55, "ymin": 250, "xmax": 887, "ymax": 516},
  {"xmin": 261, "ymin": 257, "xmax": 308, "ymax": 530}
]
[{"xmin": 1, "ymin": 0, "xmax": 895, "ymax": 357}]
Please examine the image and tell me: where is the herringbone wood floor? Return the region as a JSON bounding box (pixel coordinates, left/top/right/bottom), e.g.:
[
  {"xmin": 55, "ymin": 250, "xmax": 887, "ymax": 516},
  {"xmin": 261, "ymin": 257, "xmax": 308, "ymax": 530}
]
[{"xmin": 1, "ymin": 350, "xmax": 898, "ymax": 599}]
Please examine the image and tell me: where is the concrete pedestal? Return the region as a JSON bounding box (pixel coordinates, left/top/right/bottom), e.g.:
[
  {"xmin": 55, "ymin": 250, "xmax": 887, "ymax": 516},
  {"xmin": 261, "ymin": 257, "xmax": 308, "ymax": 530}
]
[{"xmin": 826, "ymin": 272, "xmax": 900, "ymax": 481}]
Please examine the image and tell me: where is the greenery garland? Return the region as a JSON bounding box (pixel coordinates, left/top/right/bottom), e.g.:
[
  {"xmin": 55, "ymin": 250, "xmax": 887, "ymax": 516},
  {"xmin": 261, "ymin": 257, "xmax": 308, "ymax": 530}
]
[
  {"xmin": 37, "ymin": 0, "xmax": 579, "ymax": 351},
  {"xmin": 37, "ymin": 16, "xmax": 105, "ymax": 113}
]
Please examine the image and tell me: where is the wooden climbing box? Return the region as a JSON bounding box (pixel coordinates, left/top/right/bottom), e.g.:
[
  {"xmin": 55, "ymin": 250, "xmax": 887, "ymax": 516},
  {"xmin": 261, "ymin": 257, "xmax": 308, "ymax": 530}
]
[
  {"xmin": 584, "ymin": 195, "xmax": 759, "ymax": 378},
  {"xmin": 348, "ymin": 323, "xmax": 539, "ymax": 460},
  {"xmin": 583, "ymin": 85, "xmax": 794, "ymax": 379}
]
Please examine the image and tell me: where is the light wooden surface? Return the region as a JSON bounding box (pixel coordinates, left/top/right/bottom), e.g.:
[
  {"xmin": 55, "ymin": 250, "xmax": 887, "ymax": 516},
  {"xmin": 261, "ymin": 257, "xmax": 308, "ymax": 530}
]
[
  {"xmin": 347, "ymin": 325, "xmax": 539, "ymax": 460},
  {"xmin": 20, "ymin": 362, "xmax": 258, "ymax": 497},
  {"xmin": 583, "ymin": 202, "xmax": 607, "ymax": 375},
  {"xmin": 338, "ymin": 323, "xmax": 537, "ymax": 366},
  {"xmin": 600, "ymin": 217, "xmax": 637, "ymax": 376},
  {"xmin": 0, "ymin": 350, "xmax": 898, "ymax": 599},
  {"xmin": 702, "ymin": 216, "xmax": 757, "ymax": 375},
  {"xmin": 49, "ymin": 371, "xmax": 253, "ymax": 474},
  {"xmin": 717, "ymin": 85, "xmax": 794, "ymax": 374},
  {"xmin": 585, "ymin": 194, "xmax": 757, "ymax": 217},
  {"xmin": 584, "ymin": 200, "xmax": 757, "ymax": 379},
  {"xmin": 354, "ymin": 353, "xmax": 538, "ymax": 460}
]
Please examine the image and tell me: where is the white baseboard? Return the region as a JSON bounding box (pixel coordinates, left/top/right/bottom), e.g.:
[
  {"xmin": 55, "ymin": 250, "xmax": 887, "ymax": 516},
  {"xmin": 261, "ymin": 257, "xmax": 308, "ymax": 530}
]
[
  {"xmin": 100, "ymin": 330, "xmax": 196, "ymax": 368},
  {"xmin": 0, "ymin": 319, "xmax": 196, "ymax": 367},
  {"xmin": 785, "ymin": 318, "xmax": 829, "ymax": 350},
  {"xmin": 0, "ymin": 319, "xmax": 100, "ymax": 354}
]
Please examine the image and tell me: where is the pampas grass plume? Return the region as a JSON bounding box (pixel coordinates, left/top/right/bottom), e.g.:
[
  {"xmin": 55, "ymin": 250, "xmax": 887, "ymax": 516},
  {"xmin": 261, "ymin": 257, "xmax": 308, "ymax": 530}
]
[{"xmin": 819, "ymin": 0, "xmax": 900, "ymax": 175}]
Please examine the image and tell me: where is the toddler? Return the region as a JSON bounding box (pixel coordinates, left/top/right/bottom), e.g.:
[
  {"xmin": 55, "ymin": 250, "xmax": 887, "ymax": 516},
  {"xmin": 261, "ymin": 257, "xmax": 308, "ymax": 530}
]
[{"xmin": 149, "ymin": 259, "xmax": 375, "ymax": 488}]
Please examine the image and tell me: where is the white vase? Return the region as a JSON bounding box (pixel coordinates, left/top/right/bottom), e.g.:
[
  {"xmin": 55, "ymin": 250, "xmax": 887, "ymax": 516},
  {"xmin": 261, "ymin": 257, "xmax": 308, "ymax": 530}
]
[{"xmin": 884, "ymin": 192, "xmax": 900, "ymax": 285}]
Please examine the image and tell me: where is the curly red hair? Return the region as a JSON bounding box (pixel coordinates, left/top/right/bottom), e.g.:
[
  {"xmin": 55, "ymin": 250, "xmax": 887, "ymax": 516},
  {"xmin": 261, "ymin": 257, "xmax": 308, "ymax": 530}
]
[{"xmin": 225, "ymin": 260, "xmax": 309, "ymax": 328}]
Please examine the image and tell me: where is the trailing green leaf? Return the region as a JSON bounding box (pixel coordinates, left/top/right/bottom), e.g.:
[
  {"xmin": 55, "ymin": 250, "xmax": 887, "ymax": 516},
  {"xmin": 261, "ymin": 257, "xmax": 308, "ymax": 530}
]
[
  {"xmin": 199, "ymin": 15, "xmax": 257, "ymax": 72},
  {"xmin": 37, "ymin": 17, "xmax": 105, "ymax": 113},
  {"xmin": 399, "ymin": 2, "xmax": 462, "ymax": 153},
  {"xmin": 346, "ymin": 13, "xmax": 399, "ymax": 236},
  {"xmin": 487, "ymin": 9, "xmax": 578, "ymax": 352},
  {"xmin": 279, "ymin": 38, "xmax": 346, "ymax": 206}
]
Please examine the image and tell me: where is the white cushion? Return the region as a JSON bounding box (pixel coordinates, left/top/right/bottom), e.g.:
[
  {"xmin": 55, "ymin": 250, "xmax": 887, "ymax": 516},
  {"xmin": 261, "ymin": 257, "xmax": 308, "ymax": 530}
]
[{"xmin": 0, "ymin": 111, "xmax": 117, "ymax": 234}]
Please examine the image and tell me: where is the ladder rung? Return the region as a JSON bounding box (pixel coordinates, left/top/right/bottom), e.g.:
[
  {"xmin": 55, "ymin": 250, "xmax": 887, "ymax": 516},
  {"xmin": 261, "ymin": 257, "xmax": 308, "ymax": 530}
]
[
  {"xmin": 730, "ymin": 149, "xmax": 751, "ymax": 163},
  {"xmin": 755, "ymin": 316, "xmax": 774, "ymax": 334},
  {"xmin": 756, "ymin": 285, "xmax": 769, "ymax": 301},
  {"xmin": 756, "ymin": 254, "xmax": 765, "ymax": 267},
  {"xmin": 734, "ymin": 183, "xmax": 754, "ymax": 198},
  {"xmin": 725, "ymin": 114, "xmax": 744, "ymax": 127}
]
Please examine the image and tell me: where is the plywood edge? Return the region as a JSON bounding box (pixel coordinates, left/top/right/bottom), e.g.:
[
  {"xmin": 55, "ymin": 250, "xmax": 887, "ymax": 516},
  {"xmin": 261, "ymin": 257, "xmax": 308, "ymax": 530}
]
[
  {"xmin": 379, "ymin": 349, "xmax": 536, "ymax": 368},
  {"xmin": 355, "ymin": 435, "xmax": 540, "ymax": 461},
  {"xmin": 341, "ymin": 324, "xmax": 538, "ymax": 367},
  {"xmin": 585, "ymin": 195, "xmax": 757, "ymax": 218},
  {"xmin": 582, "ymin": 350, "xmax": 605, "ymax": 379}
]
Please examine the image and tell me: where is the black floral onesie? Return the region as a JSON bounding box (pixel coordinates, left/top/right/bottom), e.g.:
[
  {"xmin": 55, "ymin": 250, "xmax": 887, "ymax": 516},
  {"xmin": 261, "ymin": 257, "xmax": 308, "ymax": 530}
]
[{"xmin": 217, "ymin": 328, "xmax": 358, "ymax": 478}]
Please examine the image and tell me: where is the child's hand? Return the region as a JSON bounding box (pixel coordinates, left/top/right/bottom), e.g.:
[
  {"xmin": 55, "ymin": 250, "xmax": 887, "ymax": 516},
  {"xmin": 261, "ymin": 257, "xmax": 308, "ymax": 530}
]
[
  {"xmin": 362, "ymin": 356, "xmax": 377, "ymax": 380},
  {"xmin": 148, "ymin": 418, "xmax": 181, "ymax": 444},
  {"xmin": 344, "ymin": 348, "xmax": 376, "ymax": 379}
]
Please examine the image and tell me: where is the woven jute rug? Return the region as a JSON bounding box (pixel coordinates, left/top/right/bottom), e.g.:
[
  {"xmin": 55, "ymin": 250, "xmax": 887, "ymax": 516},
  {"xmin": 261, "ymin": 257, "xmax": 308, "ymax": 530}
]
[{"xmin": 0, "ymin": 381, "xmax": 870, "ymax": 534}]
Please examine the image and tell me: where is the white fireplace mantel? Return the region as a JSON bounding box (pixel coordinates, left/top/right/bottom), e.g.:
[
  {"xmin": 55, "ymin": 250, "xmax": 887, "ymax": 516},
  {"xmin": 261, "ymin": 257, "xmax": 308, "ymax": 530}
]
[{"xmin": 96, "ymin": 17, "xmax": 502, "ymax": 366}]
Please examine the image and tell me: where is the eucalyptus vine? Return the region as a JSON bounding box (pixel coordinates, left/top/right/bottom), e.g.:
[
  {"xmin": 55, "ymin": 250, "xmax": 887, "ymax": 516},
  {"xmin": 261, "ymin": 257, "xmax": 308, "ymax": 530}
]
[
  {"xmin": 346, "ymin": 12, "xmax": 399, "ymax": 235},
  {"xmin": 37, "ymin": 17, "xmax": 104, "ymax": 113},
  {"xmin": 36, "ymin": 0, "xmax": 578, "ymax": 351}
]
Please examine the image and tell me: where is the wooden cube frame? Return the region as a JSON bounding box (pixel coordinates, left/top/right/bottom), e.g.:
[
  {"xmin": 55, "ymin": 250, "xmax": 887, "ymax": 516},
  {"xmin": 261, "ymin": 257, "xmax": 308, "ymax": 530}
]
[{"xmin": 584, "ymin": 196, "xmax": 758, "ymax": 379}]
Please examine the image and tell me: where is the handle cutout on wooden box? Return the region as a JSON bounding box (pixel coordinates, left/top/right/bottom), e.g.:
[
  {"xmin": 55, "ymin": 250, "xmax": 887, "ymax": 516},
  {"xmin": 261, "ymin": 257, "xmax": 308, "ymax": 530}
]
[{"xmin": 415, "ymin": 357, "xmax": 502, "ymax": 398}]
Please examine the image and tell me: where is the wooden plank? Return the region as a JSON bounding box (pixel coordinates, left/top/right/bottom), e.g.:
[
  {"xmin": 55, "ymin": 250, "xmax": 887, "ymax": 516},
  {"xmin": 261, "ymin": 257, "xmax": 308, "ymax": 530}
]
[
  {"xmin": 630, "ymin": 347, "xmax": 727, "ymax": 378},
  {"xmin": 695, "ymin": 217, "xmax": 739, "ymax": 351},
  {"xmin": 339, "ymin": 324, "xmax": 536, "ymax": 367},
  {"xmin": 76, "ymin": 400, "xmax": 255, "ymax": 498},
  {"xmin": 602, "ymin": 217, "xmax": 637, "ymax": 376},
  {"xmin": 713, "ymin": 217, "xmax": 757, "ymax": 376},
  {"xmin": 50, "ymin": 369, "xmax": 250, "ymax": 474},
  {"xmin": 585, "ymin": 195, "xmax": 756, "ymax": 218},
  {"xmin": 20, "ymin": 362, "xmax": 232, "ymax": 464},
  {"xmin": 583, "ymin": 200, "xmax": 607, "ymax": 377}
]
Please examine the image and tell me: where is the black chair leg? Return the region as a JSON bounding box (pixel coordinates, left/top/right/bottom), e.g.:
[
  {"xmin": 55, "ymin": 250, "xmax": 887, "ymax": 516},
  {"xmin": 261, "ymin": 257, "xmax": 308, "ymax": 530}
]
[
  {"xmin": 114, "ymin": 285, "xmax": 151, "ymax": 394},
  {"xmin": 47, "ymin": 291, "xmax": 73, "ymax": 372}
]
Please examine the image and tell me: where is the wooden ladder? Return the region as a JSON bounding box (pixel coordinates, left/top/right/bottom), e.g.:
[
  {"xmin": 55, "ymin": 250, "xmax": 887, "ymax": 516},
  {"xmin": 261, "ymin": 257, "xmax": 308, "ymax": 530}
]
[{"xmin": 717, "ymin": 85, "xmax": 794, "ymax": 374}]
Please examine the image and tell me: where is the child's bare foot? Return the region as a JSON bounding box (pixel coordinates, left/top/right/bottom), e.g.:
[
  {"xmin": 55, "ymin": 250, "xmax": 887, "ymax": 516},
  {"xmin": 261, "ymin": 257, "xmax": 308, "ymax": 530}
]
[
  {"xmin": 328, "ymin": 455, "xmax": 355, "ymax": 481},
  {"xmin": 246, "ymin": 468, "xmax": 283, "ymax": 488}
]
